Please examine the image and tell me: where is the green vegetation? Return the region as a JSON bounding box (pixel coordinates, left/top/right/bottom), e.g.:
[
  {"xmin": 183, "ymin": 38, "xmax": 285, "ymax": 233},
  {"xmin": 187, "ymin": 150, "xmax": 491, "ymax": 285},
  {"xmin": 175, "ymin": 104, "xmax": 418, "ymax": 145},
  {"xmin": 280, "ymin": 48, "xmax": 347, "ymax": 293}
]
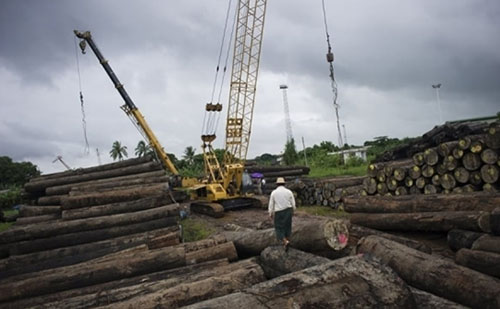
[
  {"xmin": 308, "ymin": 165, "xmax": 367, "ymax": 178},
  {"xmin": 0, "ymin": 186, "xmax": 23, "ymax": 209},
  {"xmin": 135, "ymin": 140, "xmax": 154, "ymax": 157},
  {"xmin": 364, "ymin": 136, "xmax": 416, "ymax": 161},
  {"xmin": 282, "ymin": 138, "xmax": 299, "ymax": 165},
  {"xmin": 296, "ymin": 206, "xmax": 349, "ymax": 218},
  {"xmin": 109, "ymin": 141, "xmax": 128, "ymax": 161},
  {"xmin": 0, "ymin": 156, "xmax": 40, "ymax": 189},
  {"xmin": 0, "ymin": 209, "xmax": 18, "ymax": 232},
  {"xmin": 180, "ymin": 218, "xmax": 215, "ymax": 242}
]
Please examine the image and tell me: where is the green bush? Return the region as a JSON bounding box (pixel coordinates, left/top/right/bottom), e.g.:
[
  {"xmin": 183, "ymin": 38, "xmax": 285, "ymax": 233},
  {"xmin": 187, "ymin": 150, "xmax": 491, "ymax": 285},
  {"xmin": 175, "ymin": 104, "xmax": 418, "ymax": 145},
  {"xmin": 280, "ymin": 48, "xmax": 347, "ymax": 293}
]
[{"xmin": 0, "ymin": 187, "xmax": 23, "ymax": 209}]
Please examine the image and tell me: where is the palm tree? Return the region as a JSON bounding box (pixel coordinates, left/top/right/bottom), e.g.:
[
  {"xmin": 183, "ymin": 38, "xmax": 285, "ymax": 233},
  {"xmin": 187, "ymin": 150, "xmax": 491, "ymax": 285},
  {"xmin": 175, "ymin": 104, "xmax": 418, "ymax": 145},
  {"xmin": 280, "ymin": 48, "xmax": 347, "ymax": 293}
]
[
  {"xmin": 109, "ymin": 141, "xmax": 128, "ymax": 161},
  {"xmin": 183, "ymin": 146, "xmax": 196, "ymax": 166},
  {"xmin": 135, "ymin": 140, "xmax": 152, "ymax": 157}
]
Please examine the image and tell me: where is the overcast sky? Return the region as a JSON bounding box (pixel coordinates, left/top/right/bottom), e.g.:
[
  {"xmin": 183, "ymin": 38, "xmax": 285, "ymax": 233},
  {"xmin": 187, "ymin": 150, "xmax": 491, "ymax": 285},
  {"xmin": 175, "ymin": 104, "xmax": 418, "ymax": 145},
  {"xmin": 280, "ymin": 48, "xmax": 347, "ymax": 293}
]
[{"xmin": 1, "ymin": 0, "xmax": 499, "ymax": 174}]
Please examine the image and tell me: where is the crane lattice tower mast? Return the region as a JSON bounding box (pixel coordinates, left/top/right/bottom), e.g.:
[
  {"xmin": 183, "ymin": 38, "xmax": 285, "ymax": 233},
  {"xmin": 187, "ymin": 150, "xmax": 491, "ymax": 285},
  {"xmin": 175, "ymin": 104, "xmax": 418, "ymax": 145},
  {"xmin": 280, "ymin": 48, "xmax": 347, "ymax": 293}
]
[{"xmin": 280, "ymin": 84, "xmax": 294, "ymax": 142}]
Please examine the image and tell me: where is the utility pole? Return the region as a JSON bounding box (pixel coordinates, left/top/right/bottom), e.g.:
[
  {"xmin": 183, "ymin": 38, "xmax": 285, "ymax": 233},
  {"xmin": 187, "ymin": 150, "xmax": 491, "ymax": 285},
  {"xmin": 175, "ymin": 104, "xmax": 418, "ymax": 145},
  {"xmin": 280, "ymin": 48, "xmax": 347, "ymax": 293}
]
[
  {"xmin": 279, "ymin": 84, "xmax": 294, "ymax": 142},
  {"xmin": 432, "ymin": 83, "xmax": 443, "ymax": 124},
  {"xmin": 342, "ymin": 124, "xmax": 348, "ymax": 146},
  {"xmin": 52, "ymin": 156, "xmax": 71, "ymax": 170},
  {"xmin": 301, "ymin": 136, "xmax": 309, "ymax": 167}
]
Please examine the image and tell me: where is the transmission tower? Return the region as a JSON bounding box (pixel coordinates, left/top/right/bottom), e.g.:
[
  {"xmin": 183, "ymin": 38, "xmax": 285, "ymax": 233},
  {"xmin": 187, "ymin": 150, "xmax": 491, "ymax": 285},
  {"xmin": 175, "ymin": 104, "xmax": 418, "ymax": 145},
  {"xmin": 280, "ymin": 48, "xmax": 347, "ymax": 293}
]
[{"xmin": 280, "ymin": 84, "xmax": 294, "ymax": 142}]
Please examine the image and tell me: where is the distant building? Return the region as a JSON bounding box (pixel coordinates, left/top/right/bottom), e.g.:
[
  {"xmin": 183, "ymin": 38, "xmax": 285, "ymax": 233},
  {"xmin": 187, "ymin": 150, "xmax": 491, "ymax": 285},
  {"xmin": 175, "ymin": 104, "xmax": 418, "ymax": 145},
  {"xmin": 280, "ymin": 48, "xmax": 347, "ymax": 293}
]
[{"xmin": 329, "ymin": 146, "xmax": 369, "ymax": 162}]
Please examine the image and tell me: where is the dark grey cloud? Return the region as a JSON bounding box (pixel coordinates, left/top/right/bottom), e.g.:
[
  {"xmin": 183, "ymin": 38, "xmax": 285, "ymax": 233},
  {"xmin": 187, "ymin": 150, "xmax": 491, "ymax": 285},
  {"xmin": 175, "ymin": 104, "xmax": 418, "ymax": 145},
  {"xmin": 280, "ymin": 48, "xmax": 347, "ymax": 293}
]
[{"xmin": 1, "ymin": 0, "xmax": 499, "ymax": 173}]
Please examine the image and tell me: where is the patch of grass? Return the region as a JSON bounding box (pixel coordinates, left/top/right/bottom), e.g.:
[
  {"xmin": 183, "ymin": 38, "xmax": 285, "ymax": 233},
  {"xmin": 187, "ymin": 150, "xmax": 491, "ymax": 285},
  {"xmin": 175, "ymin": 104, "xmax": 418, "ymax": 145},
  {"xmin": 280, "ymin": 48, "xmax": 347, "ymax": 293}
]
[
  {"xmin": 308, "ymin": 165, "xmax": 367, "ymax": 178},
  {"xmin": 180, "ymin": 218, "xmax": 215, "ymax": 242},
  {"xmin": 297, "ymin": 206, "xmax": 350, "ymax": 218},
  {"xmin": 0, "ymin": 222, "xmax": 13, "ymax": 232},
  {"xmin": 3, "ymin": 209, "xmax": 19, "ymax": 217},
  {"xmin": 0, "ymin": 209, "xmax": 18, "ymax": 232}
]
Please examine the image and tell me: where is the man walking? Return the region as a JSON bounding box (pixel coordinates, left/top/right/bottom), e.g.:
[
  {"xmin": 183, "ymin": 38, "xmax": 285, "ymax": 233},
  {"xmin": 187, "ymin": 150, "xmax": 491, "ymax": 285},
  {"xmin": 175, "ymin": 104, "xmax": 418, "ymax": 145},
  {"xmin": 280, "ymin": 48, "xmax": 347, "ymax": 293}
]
[{"xmin": 268, "ymin": 177, "xmax": 296, "ymax": 250}]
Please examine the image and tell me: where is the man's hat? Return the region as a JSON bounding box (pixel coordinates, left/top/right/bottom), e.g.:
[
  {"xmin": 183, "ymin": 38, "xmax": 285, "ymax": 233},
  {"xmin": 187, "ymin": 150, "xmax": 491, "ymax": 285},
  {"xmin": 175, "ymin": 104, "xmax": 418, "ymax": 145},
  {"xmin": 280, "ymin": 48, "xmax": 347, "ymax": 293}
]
[{"xmin": 276, "ymin": 177, "xmax": 285, "ymax": 184}]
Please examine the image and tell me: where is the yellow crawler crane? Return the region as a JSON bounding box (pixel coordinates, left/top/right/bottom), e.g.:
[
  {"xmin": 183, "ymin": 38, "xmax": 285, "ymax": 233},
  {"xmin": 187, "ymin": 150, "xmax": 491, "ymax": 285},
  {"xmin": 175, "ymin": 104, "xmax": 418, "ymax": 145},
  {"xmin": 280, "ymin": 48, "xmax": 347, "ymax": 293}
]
[{"xmin": 190, "ymin": 0, "xmax": 268, "ymax": 217}]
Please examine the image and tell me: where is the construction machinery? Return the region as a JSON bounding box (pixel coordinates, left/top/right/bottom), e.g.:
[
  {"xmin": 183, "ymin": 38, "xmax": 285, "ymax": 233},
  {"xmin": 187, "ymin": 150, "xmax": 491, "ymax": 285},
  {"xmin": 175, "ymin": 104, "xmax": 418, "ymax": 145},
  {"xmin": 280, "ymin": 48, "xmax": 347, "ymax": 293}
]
[
  {"xmin": 74, "ymin": 30, "xmax": 179, "ymax": 178},
  {"xmin": 190, "ymin": 0, "xmax": 268, "ymax": 216}
]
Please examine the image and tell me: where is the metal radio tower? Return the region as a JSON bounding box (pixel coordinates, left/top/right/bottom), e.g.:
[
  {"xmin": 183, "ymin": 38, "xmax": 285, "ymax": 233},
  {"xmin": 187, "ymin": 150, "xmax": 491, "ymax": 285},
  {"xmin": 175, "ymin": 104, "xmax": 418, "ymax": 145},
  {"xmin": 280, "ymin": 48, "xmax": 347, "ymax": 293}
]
[{"xmin": 280, "ymin": 84, "xmax": 294, "ymax": 142}]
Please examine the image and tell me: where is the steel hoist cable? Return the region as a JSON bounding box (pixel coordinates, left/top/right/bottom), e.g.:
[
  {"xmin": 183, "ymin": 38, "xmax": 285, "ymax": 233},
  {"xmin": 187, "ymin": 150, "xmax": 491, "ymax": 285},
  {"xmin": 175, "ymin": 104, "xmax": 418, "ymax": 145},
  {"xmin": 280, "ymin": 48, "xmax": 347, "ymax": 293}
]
[
  {"xmin": 321, "ymin": 0, "xmax": 343, "ymax": 147},
  {"xmin": 74, "ymin": 35, "xmax": 90, "ymax": 154}
]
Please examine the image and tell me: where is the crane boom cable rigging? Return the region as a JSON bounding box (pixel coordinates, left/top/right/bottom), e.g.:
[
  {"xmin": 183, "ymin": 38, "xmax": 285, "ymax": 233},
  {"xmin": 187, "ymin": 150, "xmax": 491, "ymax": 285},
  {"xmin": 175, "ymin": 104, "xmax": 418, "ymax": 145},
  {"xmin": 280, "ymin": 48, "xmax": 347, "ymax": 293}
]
[
  {"xmin": 73, "ymin": 35, "xmax": 90, "ymax": 155},
  {"xmin": 321, "ymin": 0, "xmax": 343, "ymax": 147}
]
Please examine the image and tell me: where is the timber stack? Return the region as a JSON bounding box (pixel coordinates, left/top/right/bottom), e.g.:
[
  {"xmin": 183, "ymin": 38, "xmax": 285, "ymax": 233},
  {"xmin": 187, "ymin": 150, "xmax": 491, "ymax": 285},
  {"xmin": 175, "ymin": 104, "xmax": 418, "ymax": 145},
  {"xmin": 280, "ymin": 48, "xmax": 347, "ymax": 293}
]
[
  {"xmin": 364, "ymin": 121, "xmax": 500, "ymax": 196},
  {"xmin": 245, "ymin": 165, "xmax": 310, "ymax": 195}
]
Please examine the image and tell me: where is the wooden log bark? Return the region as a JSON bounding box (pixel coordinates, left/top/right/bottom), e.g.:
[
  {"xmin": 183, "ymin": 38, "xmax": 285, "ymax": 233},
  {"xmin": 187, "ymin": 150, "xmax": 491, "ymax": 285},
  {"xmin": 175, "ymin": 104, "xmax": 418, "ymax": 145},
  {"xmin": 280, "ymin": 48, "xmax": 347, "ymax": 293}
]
[
  {"xmin": 31, "ymin": 156, "xmax": 155, "ymax": 182},
  {"xmin": 421, "ymin": 165, "xmax": 435, "ymax": 178},
  {"xmin": 408, "ymin": 165, "xmax": 421, "ymax": 179},
  {"xmin": 15, "ymin": 214, "xmax": 59, "ymax": 225},
  {"xmin": 25, "ymin": 161, "xmax": 162, "ymax": 193},
  {"xmin": 44, "ymin": 170, "xmax": 166, "ymax": 196},
  {"xmin": 60, "ymin": 184, "xmax": 177, "ymax": 210},
  {"xmin": 0, "ymin": 226, "xmax": 179, "ymax": 278},
  {"xmin": 32, "ymin": 259, "xmax": 261, "ymax": 309},
  {"xmin": 470, "ymin": 140, "xmax": 484, "ymax": 154},
  {"xmin": 409, "ymin": 286, "xmax": 468, "ymax": 309},
  {"xmin": 456, "ymin": 248, "xmax": 500, "ymax": 278},
  {"xmin": 404, "ymin": 176, "xmax": 414, "ymax": 187},
  {"xmin": 259, "ymin": 245, "xmax": 331, "ymax": 279},
  {"xmin": 0, "ymin": 259, "xmax": 229, "ymax": 309},
  {"xmin": 96, "ymin": 259, "xmax": 265, "ymax": 309},
  {"xmin": 61, "ymin": 195, "xmax": 171, "ymax": 220},
  {"xmin": 443, "ymin": 155, "xmax": 458, "ymax": 171},
  {"xmin": 0, "ymin": 240, "xmax": 238, "ymax": 303},
  {"xmin": 349, "ymin": 224, "xmax": 432, "ymax": 253},
  {"xmin": 446, "ymin": 229, "xmax": 484, "ymax": 251},
  {"xmin": 344, "ymin": 194, "xmax": 500, "ymax": 213},
  {"xmin": 36, "ymin": 195, "xmax": 64, "ymax": 206},
  {"xmin": 183, "ymin": 255, "xmax": 416, "ymax": 309},
  {"xmin": 68, "ymin": 176, "xmax": 169, "ymax": 195},
  {"xmin": 436, "ymin": 163, "xmax": 447, "ymax": 175},
  {"xmin": 423, "ymin": 184, "xmax": 438, "ymax": 194},
  {"xmin": 356, "ymin": 235, "xmax": 500, "ymax": 309},
  {"xmin": 437, "ymin": 141, "xmax": 459, "ymax": 157},
  {"xmin": 0, "ymin": 246, "xmax": 186, "ymax": 302},
  {"xmin": 472, "ymin": 234, "xmax": 500, "ymax": 253},
  {"xmin": 223, "ymin": 219, "xmax": 349, "ymax": 257},
  {"xmin": 480, "ymin": 164, "xmax": 499, "ymax": 183},
  {"xmin": 491, "ymin": 207, "xmax": 500, "ymax": 235},
  {"xmin": 363, "ymin": 177, "xmax": 377, "ymax": 194},
  {"xmin": 413, "ymin": 152, "xmax": 425, "ymax": 166},
  {"xmin": 5, "ymin": 217, "xmax": 177, "ymax": 256},
  {"xmin": 18, "ymin": 205, "xmax": 60, "ymax": 217},
  {"xmin": 393, "ymin": 167, "xmax": 406, "ymax": 181},
  {"xmin": 0, "ymin": 204, "xmax": 180, "ymax": 245},
  {"xmin": 394, "ymin": 186, "xmax": 408, "ymax": 196},
  {"xmin": 415, "ymin": 177, "xmax": 427, "ymax": 189},
  {"xmin": 453, "ymin": 167, "xmax": 470, "ymax": 184},
  {"xmin": 431, "ymin": 174, "xmax": 440, "ymax": 186},
  {"xmin": 349, "ymin": 211, "xmax": 490, "ymax": 233}
]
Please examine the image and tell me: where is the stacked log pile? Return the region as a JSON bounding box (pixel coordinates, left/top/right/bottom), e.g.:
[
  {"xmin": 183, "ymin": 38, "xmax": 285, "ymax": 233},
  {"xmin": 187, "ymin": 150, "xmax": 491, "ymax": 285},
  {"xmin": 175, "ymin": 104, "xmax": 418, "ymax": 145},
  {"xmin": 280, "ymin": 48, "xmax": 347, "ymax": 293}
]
[
  {"xmin": 245, "ymin": 165, "xmax": 309, "ymax": 194},
  {"xmin": 364, "ymin": 122, "xmax": 500, "ymax": 196},
  {"xmin": 290, "ymin": 176, "xmax": 365, "ymax": 208}
]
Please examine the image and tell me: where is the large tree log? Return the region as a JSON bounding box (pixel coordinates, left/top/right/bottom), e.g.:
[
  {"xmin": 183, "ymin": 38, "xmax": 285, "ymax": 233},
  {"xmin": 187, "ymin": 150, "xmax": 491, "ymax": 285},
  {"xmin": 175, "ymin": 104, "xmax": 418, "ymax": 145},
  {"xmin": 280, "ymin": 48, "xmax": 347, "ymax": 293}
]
[
  {"xmin": 44, "ymin": 170, "xmax": 166, "ymax": 196},
  {"xmin": 61, "ymin": 195, "xmax": 171, "ymax": 220},
  {"xmin": 246, "ymin": 165, "xmax": 310, "ymax": 174},
  {"xmin": 259, "ymin": 245, "xmax": 331, "ymax": 279},
  {"xmin": 456, "ymin": 248, "xmax": 500, "ymax": 278},
  {"xmin": 4, "ymin": 217, "xmax": 177, "ymax": 256},
  {"xmin": 25, "ymin": 161, "xmax": 162, "ymax": 193},
  {"xmin": 0, "ymin": 246, "xmax": 185, "ymax": 302},
  {"xmin": 0, "ymin": 204, "xmax": 180, "ymax": 245},
  {"xmin": 1, "ymin": 259, "xmax": 229, "ymax": 309},
  {"xmin": 350, "ymin": 211, "xmax": 491, "ymax": 233},
  {"xmin": 491, "ymin": 207, "xmax": 500, "ymax": 235},
  {"xmin": 485, "ymin": 123, "xmax": 500, "ymax": 149},
  {"xmin": 472, "ymin": 234, "xmax": 500, "ymax": 253},
  {"xmin": 36, "ymin": 195, "xmax": 64, "ymax": 206},
  {"xmin": 481, "ymin": 164, "xmax": 499, "ymax": 183},
  {"xmin": 0, "ymin": 240, "xmax": 238, "ymax": 303},
  {"xmin": 15, "ymin": 214, "xmax": 59, "ymax": 225},
  {"xmin": 356, "ymin": 235, "xmax": 500, "ymax": 308},
  {"xmin": 463, "ymin": 152, "xmax": 482, "ymax": 171},
  {"xmin": 68, "ymin": 176, "xmax": 169, "ymax": 196},
  {"xmin": 344, "ymin": 194, "xmax": 500, "ymax": 213},
  {"xmin": 18, "ymin": 205, "xmax": 60, "ymax": 217},
  {"xmin": 223, "ymin": 218, "xmax": 349, "ymax": 257},
  {"xmin": 60, "ymin": 184, "xmax": 183, "ymax": 210},
  {"xmin": 31, "ymin": 156, "xmax": 155, "ymax": 182},
  {"xmin": 447, "ymin": 229, "xmax": 484, "ymax": 251},
  {"xmin": 409, "ymin": 287, "xmax": 468, "ymax": 309},
  {"xmin": 349, "ymin": 224, "xmax": 432, "ymax": 253},
  {"xmin": 31, "ymin": 259, "xmax": 259, "ymax": 309},
  {"xmin": 0, "ymin": 226, "xmax": 179, "ymax": 278},
  {"xmin": 96, "ymin": 259, "xmax": 265, "ymax": 309},
  {"xmin": 183, "ymin": 255, "xmax": 415, "ymax": 309}
]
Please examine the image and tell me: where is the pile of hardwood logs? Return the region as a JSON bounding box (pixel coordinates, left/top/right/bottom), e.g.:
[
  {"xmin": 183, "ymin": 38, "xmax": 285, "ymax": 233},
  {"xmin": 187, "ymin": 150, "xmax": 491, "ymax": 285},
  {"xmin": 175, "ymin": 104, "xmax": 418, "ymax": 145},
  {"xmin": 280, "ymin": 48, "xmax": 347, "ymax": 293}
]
[
  {"xmin": 244, "ymin": 165, "xmax": 310, "ymax": 195},
  {"xmin": 364, "ymin": 121, "xmax": 500, "ymax": 196},
  {"xmin": 291, "ymin": 176, "xmax": 365, "ymax": 208}
]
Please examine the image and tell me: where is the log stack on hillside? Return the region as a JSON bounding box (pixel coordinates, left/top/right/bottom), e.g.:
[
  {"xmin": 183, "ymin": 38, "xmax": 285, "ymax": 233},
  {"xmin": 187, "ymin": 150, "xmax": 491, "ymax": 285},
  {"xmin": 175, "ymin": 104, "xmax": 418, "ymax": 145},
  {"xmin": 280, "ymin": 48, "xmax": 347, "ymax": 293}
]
[{"xmin": 364, "ymin": 121, "xmax": 500, "ymax": 196}]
